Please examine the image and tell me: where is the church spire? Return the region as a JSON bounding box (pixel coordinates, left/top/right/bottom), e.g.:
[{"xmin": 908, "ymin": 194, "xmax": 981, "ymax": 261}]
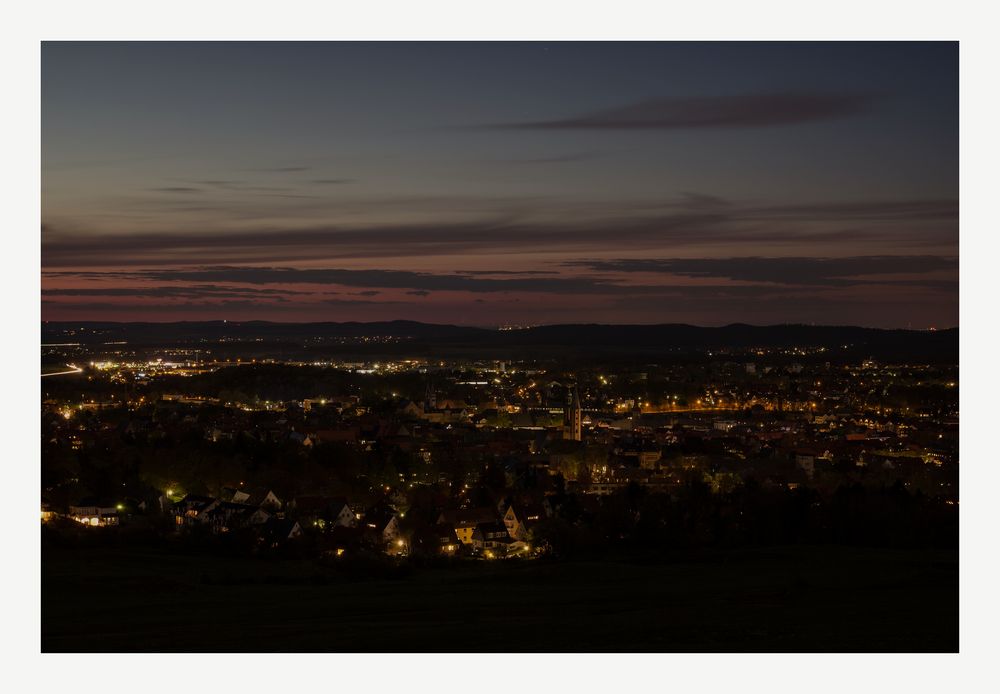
[
  {"xmin": 424, "ymin": 380, "xmax": 436, "ymax": 412},
  {"xmin": 564, "ymin": 384, "xmax": 582, "ymax": 441}
]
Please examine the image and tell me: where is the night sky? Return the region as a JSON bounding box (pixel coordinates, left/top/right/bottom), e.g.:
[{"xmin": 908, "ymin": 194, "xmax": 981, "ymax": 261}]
[{"xmin": 41, "ymin": 42, "xmax": 958, "ymax": 327}]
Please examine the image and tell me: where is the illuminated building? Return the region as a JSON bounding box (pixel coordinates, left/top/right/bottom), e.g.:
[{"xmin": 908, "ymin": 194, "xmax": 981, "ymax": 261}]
[{"xmin": 564, "ymin": 385, "xmax": 582, "ymax": 441}]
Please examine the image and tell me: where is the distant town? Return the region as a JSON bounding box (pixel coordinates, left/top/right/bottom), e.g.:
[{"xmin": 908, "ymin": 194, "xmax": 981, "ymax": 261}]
[
  {"xmin": 41, "ymin": 322, "xmax": 958, "ymax": 561},
  {"xmin": 36, "ymin": 36, "xmax": 963, "ymax": 661}
]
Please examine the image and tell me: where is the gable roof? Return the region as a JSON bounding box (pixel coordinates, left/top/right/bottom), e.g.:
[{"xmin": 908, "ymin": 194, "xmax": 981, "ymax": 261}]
[{"xmin": 438, "ymin": 507, "xmax": 497, "ymax": 528}]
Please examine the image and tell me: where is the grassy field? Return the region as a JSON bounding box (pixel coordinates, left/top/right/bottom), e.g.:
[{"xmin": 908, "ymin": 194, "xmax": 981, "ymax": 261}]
[{"xmin": 42, "ymin": 544, "xmax": 958, "ymax": 652}]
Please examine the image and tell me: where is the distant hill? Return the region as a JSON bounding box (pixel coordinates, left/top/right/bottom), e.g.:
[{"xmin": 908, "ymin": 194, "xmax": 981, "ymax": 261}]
[{"xmin": 41, "ymin": 321, "xmax": 958, "ymax": 362}]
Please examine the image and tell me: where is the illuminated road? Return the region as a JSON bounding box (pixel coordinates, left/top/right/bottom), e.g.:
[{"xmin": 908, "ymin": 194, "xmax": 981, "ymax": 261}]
[
  {"xmin": 41, "ymin": 364, "xmax": 83, "ymax": 378},
  {"xmin": 640, "ymin": 406, "xmax": 742, "ymax": 414}
]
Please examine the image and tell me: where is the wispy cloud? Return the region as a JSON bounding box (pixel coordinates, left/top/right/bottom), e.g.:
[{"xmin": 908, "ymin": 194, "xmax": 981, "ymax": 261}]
[
  {"xmin": 41, "ymin": 196, "xmax": 957, "ymax": 268},
  {"xmin": 454, "ymin": 270, "xmax": 559, "ymax": 276},
  {"xmin": 41, "ymin": 299, "xmax": 292, "ymax": 312},
  {"xmin": 50, "ymin": 266, "xmax": 664, "ymax": 295},
  {"xmin": 247, "ymin": 166, "xmax": 312, "ymax": 172},
  {"xmin": 321, "ymin": 297, "xmax": 405, "ymax": 306},
  {"xmin": 44, "ymin": 257, "xmax": 958, "ymax": 298},
  {"xmin": 492, "ymin": 91, "xmax": 878, "ymax": 130},
  {"xmin": 508, "ymin": 151, "xmax": 603, "ymax": 165},
  {"xmin": 568, "ymin": 256, "xmax": 959, "ymax": 287},
  {"xmin": 41, "ymin": 284, "xmax": 317, "ymax": 301}
]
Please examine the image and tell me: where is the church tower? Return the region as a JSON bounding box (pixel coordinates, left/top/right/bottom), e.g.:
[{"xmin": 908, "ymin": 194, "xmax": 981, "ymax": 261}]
[
  {"xmin": 564, "ymin": 385, "xmax": 582, "ymax": 441},
  {"xmin": 424, "ymin": 380, "xmax": 437, "ymax": 412}
]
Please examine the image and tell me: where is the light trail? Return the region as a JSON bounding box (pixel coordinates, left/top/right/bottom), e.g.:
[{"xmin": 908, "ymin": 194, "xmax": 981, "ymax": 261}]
[{"xmin": 41, "ymin": 363, "xmax": 83, "ymax": 378}]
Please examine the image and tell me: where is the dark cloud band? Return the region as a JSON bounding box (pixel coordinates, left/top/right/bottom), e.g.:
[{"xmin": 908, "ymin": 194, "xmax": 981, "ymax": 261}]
[{"xmin": 493, "ymin": 91, "xmax": 877, "ymax": 130}]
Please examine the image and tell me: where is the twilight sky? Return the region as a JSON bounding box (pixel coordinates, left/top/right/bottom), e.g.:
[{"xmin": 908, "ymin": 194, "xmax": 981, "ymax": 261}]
[{"xmin": 41, "ymin": 42, "xmax": 958, "ymax": 327}]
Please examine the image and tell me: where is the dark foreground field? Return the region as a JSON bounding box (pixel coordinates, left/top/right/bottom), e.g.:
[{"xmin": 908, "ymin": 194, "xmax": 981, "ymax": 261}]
[{"xmin": 42, "ymin": 544, "xmax": 958, "ymax": 652}]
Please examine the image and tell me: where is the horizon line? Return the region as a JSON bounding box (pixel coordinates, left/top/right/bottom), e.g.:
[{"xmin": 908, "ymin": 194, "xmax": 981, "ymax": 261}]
[{"xmin": 40, "ymin": 319, "xmax": 958, "ymax": 331}]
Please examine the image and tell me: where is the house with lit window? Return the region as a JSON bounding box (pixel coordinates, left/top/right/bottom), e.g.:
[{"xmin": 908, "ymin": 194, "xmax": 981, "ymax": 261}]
[
  {"xmin": 68, "ymin": 504, "xmax": 120, "ymax": 527},
  {"xmin": 501, "ymin": 503, "xmax": 544, "ymax": 541},
  {"xmin": 200, "ymin": 501, "xmax": 260, "ymax": 533},
  {"xmin": 434, "ymin": 523, "xmax": 461, "ymax": 555},
  {"xmin": 362, "ymin": 508, "xmax": 401, "ymax": 547},
  {"xmin": 172, "ymin": 494, "xmax": 219, "ymax": 526},
  {"xmin": 437, "ymin": 507, "xmax": 498, "ymax": 545},
  {"xmin": 472, "ymin": 521, "xmax": 514, "ymax": 554}
]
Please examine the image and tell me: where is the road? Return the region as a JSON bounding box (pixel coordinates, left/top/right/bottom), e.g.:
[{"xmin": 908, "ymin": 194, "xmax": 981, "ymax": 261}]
[{"xmin": 40, "ymin": 363, "xmax": 82, "ymax": 378}]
